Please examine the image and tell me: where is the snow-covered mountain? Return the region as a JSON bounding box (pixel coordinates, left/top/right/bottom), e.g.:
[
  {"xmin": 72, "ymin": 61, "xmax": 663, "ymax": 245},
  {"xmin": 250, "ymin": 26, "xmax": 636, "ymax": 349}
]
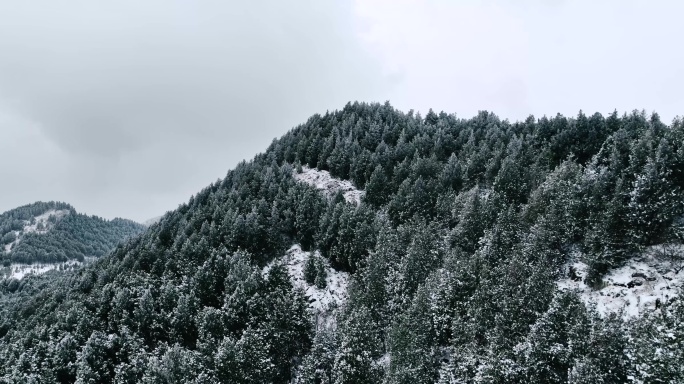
[
  {"xmin": 3, "ymin": 208, "xmax": 70, "ymax": 254},
  {"xmin": 0, "ymin": 201, "xmax": 144, "ymax": 279}
]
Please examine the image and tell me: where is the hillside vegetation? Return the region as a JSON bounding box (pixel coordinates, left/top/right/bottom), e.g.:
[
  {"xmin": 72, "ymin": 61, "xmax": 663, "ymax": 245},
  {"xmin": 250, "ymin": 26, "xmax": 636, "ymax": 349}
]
[
  {"xmin": 0, "ymin": 102, "xmax": 683, "ymax": 383},
  {"xmin": 0, "ymin": 201, "xmax": 145, "ymax": 265}
]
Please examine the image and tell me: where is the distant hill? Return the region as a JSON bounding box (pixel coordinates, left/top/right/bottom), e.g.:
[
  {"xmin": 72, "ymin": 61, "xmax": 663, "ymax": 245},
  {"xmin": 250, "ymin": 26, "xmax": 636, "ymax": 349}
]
[{"xmin": 0, "ymin": 201, "xmax": 145, "ymax": 264}]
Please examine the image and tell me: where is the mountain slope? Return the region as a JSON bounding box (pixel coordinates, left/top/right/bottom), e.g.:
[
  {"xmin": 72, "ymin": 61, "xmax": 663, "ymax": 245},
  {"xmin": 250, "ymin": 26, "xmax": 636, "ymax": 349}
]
[
  {"xmin": 0, "ymin": 103, "xmax": 683, "ymax": 383},
  {"xmin": 0, "ymin": 201, "xmax": 145, "ymax": 265}
]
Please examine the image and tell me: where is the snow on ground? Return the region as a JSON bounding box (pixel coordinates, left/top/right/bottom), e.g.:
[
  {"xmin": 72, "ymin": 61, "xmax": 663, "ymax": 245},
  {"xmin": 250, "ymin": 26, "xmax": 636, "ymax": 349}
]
[
  {"xmin": 557, "ymin": 245, "xmax": 683, "ymax": 318},
  {"xmin": 23, "ymin": 209, "xmax": 69, "ymax": 234},
  {"xmin": 4, "ymin": 231, "xmax": 20, "ymax": 253},
  {"xmin": 1, "ymin": 259, "xmax": 85, "ymax": 280},
  {"xmin": 293, "ymin": 166, "xmax": 365, "ymax": 204},
  {"xmin": 3, "ymin": 209, "xmax": 70, "ymax": 253},
  {"xmin": 282, "ymin": 245, "xmax": 349, "ymax": 312},
  {"xmin": 264, "ymin": 244, "xmax": 350, "ymax": 328}
]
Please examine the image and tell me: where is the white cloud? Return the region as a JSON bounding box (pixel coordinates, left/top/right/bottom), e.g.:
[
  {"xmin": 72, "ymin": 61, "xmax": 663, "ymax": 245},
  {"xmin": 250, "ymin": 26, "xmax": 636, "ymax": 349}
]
[
  {"xmin": 354, "ymin": 0, "xmax": 684, "ymax": 122},
  {"xmin": 0, "ymin": 1, "xmax": 388, "ymax": 221},
  {"xmin": 0, "ymin": 0, "xmax": 682, "ymax": 221}
]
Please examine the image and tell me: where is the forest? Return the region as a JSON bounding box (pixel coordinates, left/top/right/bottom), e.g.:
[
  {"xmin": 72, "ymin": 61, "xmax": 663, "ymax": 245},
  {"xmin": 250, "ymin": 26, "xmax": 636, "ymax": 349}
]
[
  {"xmin": 0, "ymin": 102, "xmax": 682, "ymax": 383},
  {"xmin": 0, "ymin": 201, "xmax": 145, "ymax": 265}
]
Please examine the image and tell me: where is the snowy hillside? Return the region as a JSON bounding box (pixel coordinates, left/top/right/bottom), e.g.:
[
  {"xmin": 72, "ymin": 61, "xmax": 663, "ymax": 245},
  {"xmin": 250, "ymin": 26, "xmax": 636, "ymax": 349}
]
[
  {"xmin": 264, "ymin": 244, "xmax": 349, "ymax": 328},
  {"xmin": 1, "ymin": 259, "xmax": 88, "ymax": 280},
  {"xmin": 294, "ymin": 166, "xmax": 364, "ymax": 204},
  {"xmin": 3, "ymin": 209, "xmax": 69, "ymax": 253},
  {"xmin": 557, "ymin": 245, "xmax": 683, "ymax": 318}
]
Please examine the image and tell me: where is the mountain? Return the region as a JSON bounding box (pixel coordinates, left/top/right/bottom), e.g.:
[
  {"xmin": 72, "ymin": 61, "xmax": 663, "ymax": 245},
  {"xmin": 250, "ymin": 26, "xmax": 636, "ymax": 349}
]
[
  {"xmin": 0, "ymin": 102, "xmax": 683, "ymax": 383},
  {"xmin": 0, "ymin": 201, "xmax": 145, "ymax": 266}
]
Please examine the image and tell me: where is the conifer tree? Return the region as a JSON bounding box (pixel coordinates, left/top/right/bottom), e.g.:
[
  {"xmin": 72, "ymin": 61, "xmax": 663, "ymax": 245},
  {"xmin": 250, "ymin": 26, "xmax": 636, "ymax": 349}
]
[
  {"xmin": 304, "ymin": 253, "xmax": 318, "ymax": 285},
  {"xmin": 296, "ymin": 330, "xmax": 337, "ymax": 384},
  {"xmin": 314, "ymin": 257, "xmax": 327, "ymax": 289},
  {"xmin": 386, "ymin": 285, "xmax": 438, "ymax": 384},
  {"xmin": 333, "ymin": 307, "xmax": 383, "ymax": 384},
  {"xmin": 365, "ymin": 165, "xmax": 390, "ymax": 206}
]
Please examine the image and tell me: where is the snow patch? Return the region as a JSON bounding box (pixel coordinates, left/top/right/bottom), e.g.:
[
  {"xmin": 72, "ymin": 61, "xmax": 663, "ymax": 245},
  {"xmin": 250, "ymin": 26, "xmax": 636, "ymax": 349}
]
[
  {"xmin": 24, "ymin": 209, "xmax": 69, "ymax": 234},
  {"xmin": 294, "ymin": 166, "xmax": 365, "ymax": 204},
  {"xmin": 4, "ymin": 231, "xmax": 20, "ymax": 253},
  {"xmin": 3, "ymin": 209, "xmax": 70, "ymax": 253},
  {"xmin": 557, "ymin": 246, "xmax": 683, "ymax": 319},
  {"xmin": 2, "ymin": 259, "xmax": 86, "ymax": 280},
  {"xmin": 264, "ymin": 244, "xmax": 349, "ymax": 328},
  {"xmin": 376, "ymin": 353, "xmax": 391, "ymax": 369}
]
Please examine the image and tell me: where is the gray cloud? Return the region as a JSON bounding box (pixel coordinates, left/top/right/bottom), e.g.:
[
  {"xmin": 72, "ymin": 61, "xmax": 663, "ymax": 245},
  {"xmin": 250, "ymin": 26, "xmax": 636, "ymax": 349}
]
[
  {"xmin": 355, "ymin": 0, "xmax": 684, "ymax": 122},
  {"xmin": 0, "ymin": 1, "xmax": 388, "ymax": 221},
  {"xmin": 1, "ymin": 0, "xmax": 682, "ymax": 222}
]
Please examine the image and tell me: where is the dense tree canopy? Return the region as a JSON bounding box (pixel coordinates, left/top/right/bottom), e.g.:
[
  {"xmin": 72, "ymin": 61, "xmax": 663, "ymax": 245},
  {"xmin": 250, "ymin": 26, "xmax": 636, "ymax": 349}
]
[
  {"xmin": 0, "ymin": 102, "xmax": 683, "ymax": 383},
  {"xmin": 0, "ymin": 202, "xmax": 144, "ymax": 265}
]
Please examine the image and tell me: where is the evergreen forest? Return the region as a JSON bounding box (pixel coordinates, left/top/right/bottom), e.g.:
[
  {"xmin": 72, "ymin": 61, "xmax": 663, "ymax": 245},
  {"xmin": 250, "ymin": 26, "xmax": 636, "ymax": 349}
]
[
  {"xmin": 1, "ymin": 102, "xmax": 683, "ymax": 383},
  {"xmin": 0, "ymin": 201, "xmax": 145, "ymax": 265}
]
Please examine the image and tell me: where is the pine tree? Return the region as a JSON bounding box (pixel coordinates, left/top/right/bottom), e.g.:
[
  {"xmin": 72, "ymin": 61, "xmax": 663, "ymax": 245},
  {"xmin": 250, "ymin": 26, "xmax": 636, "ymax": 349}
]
[
  {"xmin": 75, "ymin": 331, "xmax": 116, "ymax": 384},
  {"xmin": 627, "ymin": 298, "xmax": 684, "ymax": 382},
  {"xmin": 449, "ymin": 187, "xmax": 490, "ymax": 253},
  {"xmin": 395, "ymin": 220, "xmax": 444, "ymax": 305},
  {"xmin": 54, "ymin": 332, "xmax": 79, "ymax": 383},
  {"xmin": 629, "ymin": 138, "xmax": 683, "ymax": 244},
  {"xmin": 304, "ymin": 253, "xmax": 318, "ymax": 285},
  {"xmin": 386, "ymin": 286, "xmax": 438, "ymax": 384},
  {"xmin": 295, "ymin": 186, "xmax": 325, "ymax": 250},
  {"xmin": 517, "ymin": 291, "xmax": 590, "ymax": 384},
  {"xmin": 296, "ymin": 330, "xmax": 337, "ymax": 384},
  {"xmin": 439, "ymin": 153, "xmax": 463, "ymax": 192},
  {"xmin": 261, "ymin": 262, "xmax": 313, "ymax": 383},
  {"xmin": 365, "ymin": 165, "xmax": 390, "ymax": 206},
  {"xmin": 314, "ymin": 257, "xmax": 327, "ymax": 289},
  {"xmin": 568, "ymin": 312, "xmax": 628, "ymax": 384},
  {"xmin": 584, "ymin": 176, "xmax": 635, "ymax": 286},
  {"xmin": 333, "ymin": 307, "xmax": 383, "ymax": 384},
  {"xmin": 142, "ymin": 344, "xmax": 206, "ymax": 384},
  {"xmin": 493, "ymin": 152, "xmax": 529, "ymax": 205}
]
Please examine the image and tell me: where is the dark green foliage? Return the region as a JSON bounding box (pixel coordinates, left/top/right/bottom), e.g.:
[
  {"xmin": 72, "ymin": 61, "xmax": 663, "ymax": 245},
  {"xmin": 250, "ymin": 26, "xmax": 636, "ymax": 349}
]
[
  {"xmin": 295, "ymin": 185, "xmax": 327, "ymax": 250},
  {"xmin": 516, "ymin": 291, "xmax": 592, "ymax": 383},
  {"xmin": 314, "ymin": 258, "xmax": 327, "ymax": 289},
  {"xmin": 386, "ymin": 286, "xmax": 439, "ymax": 384},
  {"xmin": 303, "ymin": 253, "xmax": 318, "ymax": 285},
  {"xmin": 365, "ymin": 165, "xmax": 390, "ymax": 206},
  {"xmin": 627, "ymin": 295, "xmax": 684, "ymax": 382},
  {"xmin": 317, "ymin": 201, "xmax": 376, "ymax": 273},
  {"xmin": 303, "ymin": 252, "xmax": 328, "ymax": 289},
  {"xmin": 1, "ymin": 103, "xmax": 683, "ymax": 383},
  {"xmin": 0, "ymin": 201, "xmax": 144, "ymax": 264},
  {"xmin": 333, "ymin": 306, "xmax": 384, "ymax": 384},
  {"xmin": 295, "ymin": 330, "xmax": 337, "ymax": 384}
]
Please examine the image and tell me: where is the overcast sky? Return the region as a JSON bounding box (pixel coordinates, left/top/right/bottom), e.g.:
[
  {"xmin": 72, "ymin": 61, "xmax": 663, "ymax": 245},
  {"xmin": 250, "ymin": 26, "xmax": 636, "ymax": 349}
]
[{"xmin": 0, "ymin": 0, "xmax": 682, "ymax": 222}]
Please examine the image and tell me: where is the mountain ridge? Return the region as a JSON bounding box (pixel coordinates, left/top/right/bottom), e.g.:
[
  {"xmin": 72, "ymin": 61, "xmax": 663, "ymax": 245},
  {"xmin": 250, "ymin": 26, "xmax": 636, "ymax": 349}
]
[
  {"xmin": 1, "ymin": 201, "xmax": 145, "ymax": 266},
  {"xmin": 0, "ymin": 102, "xmax": 682, "ymax": 383}
]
